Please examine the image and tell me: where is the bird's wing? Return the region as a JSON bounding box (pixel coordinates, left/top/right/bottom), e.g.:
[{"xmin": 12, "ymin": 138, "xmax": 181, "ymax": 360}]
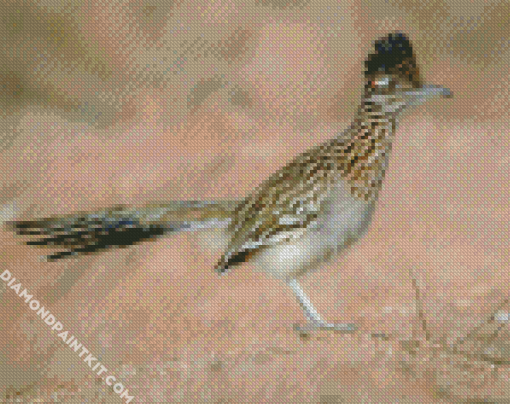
[{"xmin": 215, "ymin": 145, "xmax": 338, "ymax": 273}]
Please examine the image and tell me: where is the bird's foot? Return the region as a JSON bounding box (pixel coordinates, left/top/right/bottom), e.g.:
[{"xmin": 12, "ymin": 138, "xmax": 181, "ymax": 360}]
[{"xmin": 293, "ymin": 321, "xmax": 356, "ymax": 335}]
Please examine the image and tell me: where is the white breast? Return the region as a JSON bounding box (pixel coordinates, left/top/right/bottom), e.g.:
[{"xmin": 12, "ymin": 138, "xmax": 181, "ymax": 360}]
[{"xmin": 251, "ymin": 180, "xmax": 375, "ymax": 281}]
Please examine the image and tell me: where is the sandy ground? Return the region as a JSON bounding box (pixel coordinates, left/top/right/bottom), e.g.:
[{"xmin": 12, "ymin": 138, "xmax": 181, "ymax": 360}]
[{"xmin": 0, "ymin": 0, "xmax": 509, "ymax": 402}]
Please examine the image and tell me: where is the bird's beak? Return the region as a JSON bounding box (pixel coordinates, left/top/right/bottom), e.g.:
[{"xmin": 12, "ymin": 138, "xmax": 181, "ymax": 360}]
[{"xmin": 402, "ymin": 84, "xmax": 453, "ymax": 105}]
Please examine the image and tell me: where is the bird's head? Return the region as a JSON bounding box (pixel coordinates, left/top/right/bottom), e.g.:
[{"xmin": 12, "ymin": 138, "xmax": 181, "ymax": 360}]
[{"xmin": 363, "ymin": 32, "xmax": 452, "ymax": 115}]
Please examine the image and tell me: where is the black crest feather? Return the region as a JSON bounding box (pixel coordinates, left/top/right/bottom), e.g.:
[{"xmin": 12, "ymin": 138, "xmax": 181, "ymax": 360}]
[{"xmin": 365, "ymin": 32, "xmax": 415, "ymax": 76}]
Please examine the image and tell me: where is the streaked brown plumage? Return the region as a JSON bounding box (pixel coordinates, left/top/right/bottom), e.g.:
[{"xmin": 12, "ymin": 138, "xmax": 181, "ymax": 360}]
[{"xmin": 7, "ymin": 33, "xmax": 452, "ymax": 333}]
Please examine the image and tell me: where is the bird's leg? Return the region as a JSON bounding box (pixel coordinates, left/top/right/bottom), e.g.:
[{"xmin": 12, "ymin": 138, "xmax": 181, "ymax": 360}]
[{"xmin": 286, "ymin": 279, "xmax": 356, "ymax": 334}]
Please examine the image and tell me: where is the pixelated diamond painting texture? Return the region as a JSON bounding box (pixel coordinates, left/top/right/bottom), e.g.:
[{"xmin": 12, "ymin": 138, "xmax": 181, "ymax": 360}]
[{"xmin": 0, "ymin": 0, "xmax": 509, "ymax": 402}]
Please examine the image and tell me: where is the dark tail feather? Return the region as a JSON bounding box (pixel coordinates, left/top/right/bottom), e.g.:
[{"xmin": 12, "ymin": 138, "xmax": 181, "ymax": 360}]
[
  {"xmin": 10, "ymin": 213, "xmax": 169, "ymax": 261},
  {"xmin": 7, "ymin": 201, "xmax": 238, "ymax": 261}
]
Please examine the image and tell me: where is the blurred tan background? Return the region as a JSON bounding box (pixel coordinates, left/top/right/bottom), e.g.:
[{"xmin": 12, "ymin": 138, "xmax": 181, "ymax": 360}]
[{"xmin": 0, "ymin": 0, "xmax": 509, "ymax": 402}]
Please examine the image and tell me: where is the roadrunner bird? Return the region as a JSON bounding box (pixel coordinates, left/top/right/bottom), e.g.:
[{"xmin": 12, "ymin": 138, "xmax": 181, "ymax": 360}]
[{"xmin": 8, "ymin": 33, "xmax": 452, "ymax": 333}]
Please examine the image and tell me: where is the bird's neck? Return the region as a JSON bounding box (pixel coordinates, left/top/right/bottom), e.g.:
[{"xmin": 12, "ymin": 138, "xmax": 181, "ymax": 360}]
[{"xmin": 331, "ymin": 97, "xmax": 399, "ymax": 202}]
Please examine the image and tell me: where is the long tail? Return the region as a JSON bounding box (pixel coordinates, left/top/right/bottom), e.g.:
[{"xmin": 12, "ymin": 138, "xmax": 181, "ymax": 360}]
[{"xmin": 7, "ymin": 200, "xmax": 238, "ymax": 261}]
